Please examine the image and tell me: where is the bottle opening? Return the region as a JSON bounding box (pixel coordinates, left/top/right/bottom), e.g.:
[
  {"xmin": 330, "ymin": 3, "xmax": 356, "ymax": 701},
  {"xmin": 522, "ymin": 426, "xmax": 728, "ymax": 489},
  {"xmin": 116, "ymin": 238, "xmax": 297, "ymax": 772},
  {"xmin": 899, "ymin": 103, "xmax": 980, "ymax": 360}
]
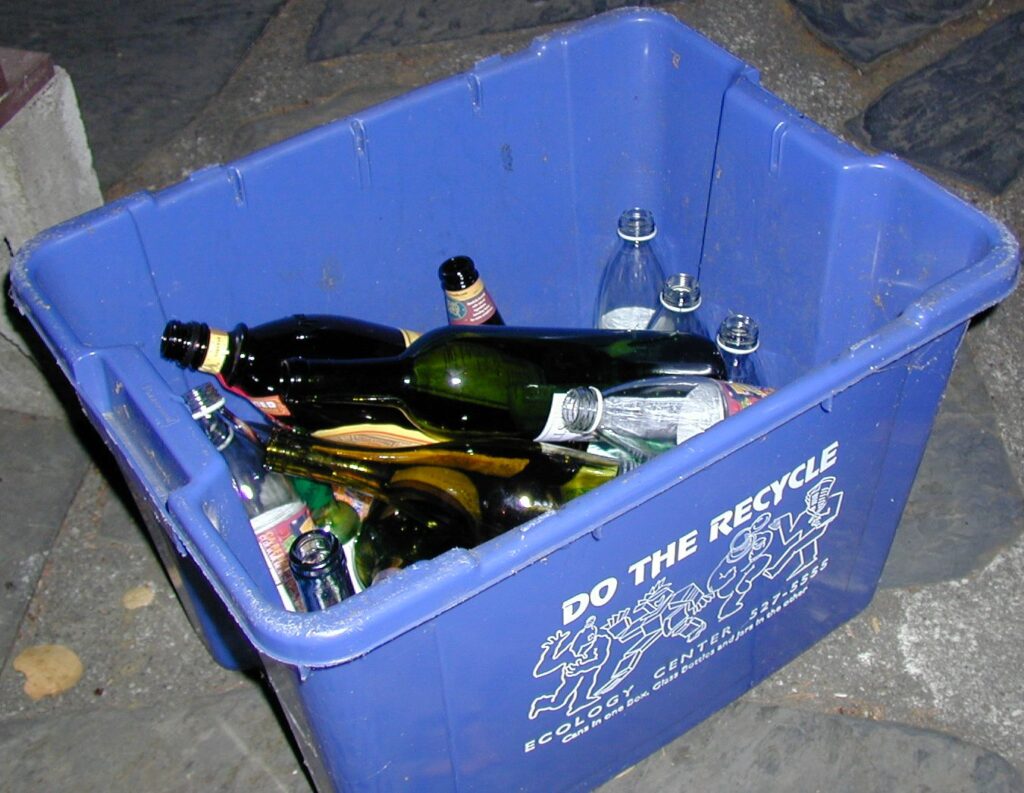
[
  {"xmin": 660, "ymin": 273, "xmax": 702, "ymax": 312},
  {"xmin": 716, "ymin": 313, "xmax": 760, "ymax": 353},
  {"xmin": 561, "ymin": 387, "xmax": 604, "ymax": 434},
  {"xmin": 616, "ymin": 208, "xmax": 657, "ymax": 242},
  {"xmin": 161, "ymin": 320, "xmax": 209, "ymax": 368},
  {"xmin": 439, "ymin": 256, "xmax": 480, "ymax": 291},
  {"xmin": 289, "ymin": 530, "xmax": 340, "ymax": 577}
]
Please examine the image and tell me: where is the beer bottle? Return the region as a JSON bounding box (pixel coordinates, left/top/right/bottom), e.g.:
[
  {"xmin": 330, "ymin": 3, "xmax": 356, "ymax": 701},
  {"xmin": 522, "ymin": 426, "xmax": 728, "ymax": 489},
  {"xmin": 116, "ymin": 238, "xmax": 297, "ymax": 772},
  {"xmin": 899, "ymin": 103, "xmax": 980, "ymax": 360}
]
[{"xmin": 439, "ymin": 256, "xmax": 504, "ymax": 326}]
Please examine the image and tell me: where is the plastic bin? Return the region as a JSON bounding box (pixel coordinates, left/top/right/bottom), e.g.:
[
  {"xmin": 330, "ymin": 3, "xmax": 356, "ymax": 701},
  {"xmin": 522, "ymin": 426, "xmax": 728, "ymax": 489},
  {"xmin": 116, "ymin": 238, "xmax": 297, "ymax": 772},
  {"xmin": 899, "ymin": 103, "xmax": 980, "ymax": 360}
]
[{"xmin": 10, "ymin": 8, "xmax": 1019, "ymax": 792}]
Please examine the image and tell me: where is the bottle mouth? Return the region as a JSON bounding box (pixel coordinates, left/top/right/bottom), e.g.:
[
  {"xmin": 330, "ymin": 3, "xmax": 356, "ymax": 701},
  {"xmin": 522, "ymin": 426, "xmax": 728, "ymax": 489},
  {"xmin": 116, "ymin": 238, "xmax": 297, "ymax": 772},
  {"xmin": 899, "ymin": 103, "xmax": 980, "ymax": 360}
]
[
  {"xmin": 716, "ymin": 313, "xmax": 760, "ymax": 353},
  {"xmin": 161, "ymin": 320, "xmax": 208, "ymax": 368},
  {"xmin": 616, "ymin": 208, "xmax": 657, "ymax": 242},
  {"xmin": 438, "ymin": 255, "xmax": 479, "ymax": 290},
  {"xmin": 289, "ymin": 530, "xmax": 340, "ymax": 578},
  {"xmin": 660, "ymin": 273, "xmax": 701, "ymax": 311},
  {"xmin": 561, "ymin": 387, "xmax": 604, "ymax": 434}
]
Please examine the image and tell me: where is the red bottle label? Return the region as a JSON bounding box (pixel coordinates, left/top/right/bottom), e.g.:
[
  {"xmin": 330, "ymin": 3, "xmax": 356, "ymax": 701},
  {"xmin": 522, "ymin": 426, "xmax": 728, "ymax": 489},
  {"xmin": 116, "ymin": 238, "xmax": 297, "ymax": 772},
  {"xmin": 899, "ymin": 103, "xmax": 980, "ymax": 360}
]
[{"xmin": 445, "ymin": 280, "xmax": 499, "ymax": 325}]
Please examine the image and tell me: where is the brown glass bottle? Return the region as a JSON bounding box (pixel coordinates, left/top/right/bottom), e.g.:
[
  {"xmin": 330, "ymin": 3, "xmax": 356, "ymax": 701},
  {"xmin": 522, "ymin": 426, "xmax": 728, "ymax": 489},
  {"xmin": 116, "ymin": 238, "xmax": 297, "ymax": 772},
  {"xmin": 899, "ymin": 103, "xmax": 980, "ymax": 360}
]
[
  {"xmin": 439, "ymin": 256, "xmax": 504, "ymax": 326},
  {"xmin": 162, "ymin": 314, "xmax": 431, "ymax": 445}
]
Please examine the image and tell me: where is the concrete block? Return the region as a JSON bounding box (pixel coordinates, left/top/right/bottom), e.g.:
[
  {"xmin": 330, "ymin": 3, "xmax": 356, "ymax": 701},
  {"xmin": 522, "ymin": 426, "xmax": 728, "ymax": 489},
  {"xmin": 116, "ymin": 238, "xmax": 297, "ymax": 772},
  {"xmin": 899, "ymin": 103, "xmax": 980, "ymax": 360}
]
[{"xmin": 1, "ymin": 65, "xmax": 103, "ymax": 418}]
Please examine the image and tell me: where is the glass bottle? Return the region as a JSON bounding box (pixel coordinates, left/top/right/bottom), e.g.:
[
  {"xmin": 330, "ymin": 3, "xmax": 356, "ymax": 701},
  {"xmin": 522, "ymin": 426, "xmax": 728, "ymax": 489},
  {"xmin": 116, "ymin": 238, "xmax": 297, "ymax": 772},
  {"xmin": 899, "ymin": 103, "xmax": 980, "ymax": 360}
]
[
  {"xmin": 351, "ymin": 464, "xmax": 485, "ymax": 587},
  {"xmin": 184, "ymin": 383, "xmax": 312, "ymax": 611},
  {"xmin": 264, "ymin": 428, "xmax": 619, "ymax": 526},
  {"xmin": 439, "ymin": 256, "xmax": 504, "ymax": 326},
  {"xmin": 290, "ymin": 477, "xmax": 361, "ymax": 545},
  {"xmin": 716, "ymin": 313, "xmax": 765, "ymax": 387},
  {"xmin": 163, "ymin": 314, "xmax": 436, "ymax": 447},
  {"xmin": 263, "ymin": 428, "xmax": 620, "ymax": 586},
  {"xmin": 288, "ymin": 530, "xmax": 355, "ymax": 611},
  {"xmin": 647, "ymin": 274, "xmax": 707, "ymax": 338},
  {"xmin": 162, "ymin": 314, "xmax": 418, "ymax": 416},
  {"xmin": 561, "ymin": 376, "xmax": 772, "ymax": 463},
  {"xmin": 277, "ymin": 325, "xmax": 725, "ymax": 441},
  {"xmin": 595, "ymin": 208, "xmax": 666, "ymax": 330}
]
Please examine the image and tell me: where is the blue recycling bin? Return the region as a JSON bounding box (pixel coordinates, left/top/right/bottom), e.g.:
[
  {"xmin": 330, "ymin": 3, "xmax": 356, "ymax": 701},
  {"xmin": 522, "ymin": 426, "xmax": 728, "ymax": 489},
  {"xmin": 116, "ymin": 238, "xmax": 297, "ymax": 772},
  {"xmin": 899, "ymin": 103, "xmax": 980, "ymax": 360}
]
[{"xmin": 10, "ymin": 8, "xmax": 1018, "ymax": 792}]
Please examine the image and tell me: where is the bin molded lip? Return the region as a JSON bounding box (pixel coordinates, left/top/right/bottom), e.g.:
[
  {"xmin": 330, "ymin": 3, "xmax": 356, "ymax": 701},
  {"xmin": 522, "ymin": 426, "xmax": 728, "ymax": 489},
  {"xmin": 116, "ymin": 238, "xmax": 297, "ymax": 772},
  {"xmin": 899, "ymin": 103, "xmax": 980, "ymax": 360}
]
[{"xmin": 8, "ymin": 9, "xmax": 1020, "ymax": 670}]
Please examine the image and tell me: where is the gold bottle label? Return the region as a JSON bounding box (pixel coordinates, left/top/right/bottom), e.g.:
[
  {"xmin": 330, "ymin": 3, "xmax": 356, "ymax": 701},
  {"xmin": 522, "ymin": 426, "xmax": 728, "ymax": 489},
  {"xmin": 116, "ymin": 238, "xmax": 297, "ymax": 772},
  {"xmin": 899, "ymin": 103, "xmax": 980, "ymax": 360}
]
[
  {"xmin": 199, "ymin": 329, "xmax": 230, "ymax": 374},
  {"xmin": 312, "ymin": 422, "xmax": 438, "ymax": 448}
]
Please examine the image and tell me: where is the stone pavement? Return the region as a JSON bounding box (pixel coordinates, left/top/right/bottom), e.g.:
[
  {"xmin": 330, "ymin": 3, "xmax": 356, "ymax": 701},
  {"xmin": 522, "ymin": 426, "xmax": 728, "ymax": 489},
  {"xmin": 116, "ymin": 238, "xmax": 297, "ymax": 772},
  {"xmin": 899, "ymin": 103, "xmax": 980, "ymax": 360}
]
[{"xmin": 2, "ymin": 1, "xmax": 1024, "ymax": 791}]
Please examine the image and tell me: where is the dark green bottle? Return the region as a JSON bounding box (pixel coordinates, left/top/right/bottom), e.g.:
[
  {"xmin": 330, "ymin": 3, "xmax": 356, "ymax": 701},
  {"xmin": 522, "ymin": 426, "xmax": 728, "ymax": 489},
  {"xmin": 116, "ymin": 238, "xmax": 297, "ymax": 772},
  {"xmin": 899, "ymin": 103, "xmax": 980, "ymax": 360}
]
[{"xmin": 279, "ymin": 325, "xmax": 725, "ymax": 441}]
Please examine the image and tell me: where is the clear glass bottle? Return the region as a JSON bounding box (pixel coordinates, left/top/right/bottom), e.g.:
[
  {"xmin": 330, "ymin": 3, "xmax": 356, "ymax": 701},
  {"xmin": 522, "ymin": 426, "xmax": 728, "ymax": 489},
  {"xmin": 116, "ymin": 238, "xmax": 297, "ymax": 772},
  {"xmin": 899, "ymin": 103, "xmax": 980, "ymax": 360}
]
[
  {"xmin": 439, "ymin": 256, "xmax": 504, "ymax": 326},
  {"xmin": 278, "ymin": 325, "xmax": 725, "ymax": 442},
  {"xmin": 594, "ymin": 208, "xmax": 666, "ymax": 330},
  {"xmin": 288, "ymin": 530, "xmax": 355, "ymax": 611},
  {"xmin": 716, "ymin": 313, "xmax": 765, "ymax": 387},
  {"xmin": 647, "ymin": 274, "xmax": 707, "ymax": 338},
  {"xmin": 184, "ymin": 383, "xmax": 312, "ymax": 610},
  {"xmin": 561, "ymin": 376, "xmax": 772, "ymax": 463}
]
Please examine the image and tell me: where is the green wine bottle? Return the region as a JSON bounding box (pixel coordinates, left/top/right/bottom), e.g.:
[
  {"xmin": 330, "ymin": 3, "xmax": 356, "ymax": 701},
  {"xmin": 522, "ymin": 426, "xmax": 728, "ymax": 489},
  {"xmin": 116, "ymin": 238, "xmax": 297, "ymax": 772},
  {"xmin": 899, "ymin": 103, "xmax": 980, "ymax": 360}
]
[{"xmin": 279, "ymin": 325, "xmax": 725, "ymax": 441}]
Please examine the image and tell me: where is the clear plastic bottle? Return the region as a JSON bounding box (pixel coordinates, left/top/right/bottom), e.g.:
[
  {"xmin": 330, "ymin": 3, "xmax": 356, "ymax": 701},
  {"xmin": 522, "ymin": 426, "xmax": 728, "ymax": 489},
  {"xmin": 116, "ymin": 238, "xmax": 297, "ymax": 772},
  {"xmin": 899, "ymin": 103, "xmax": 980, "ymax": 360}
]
[
  {"xmin": 561, "ymin": 376, "xmax": 772, "ymax": 464},
  {"xmin": 716, "ymin": 313, "xmax": 765, "ymax": 387},
  {"xmin": 184, "ymin": 383, "xmax": 312, "ymax": 610},
  {"xmin": 647, "ymin": 274, "xmax": 707, "ymax": 338},
  {"xmin": 594, "ymin": 208, "xmax": 666, "ymax": 330}
]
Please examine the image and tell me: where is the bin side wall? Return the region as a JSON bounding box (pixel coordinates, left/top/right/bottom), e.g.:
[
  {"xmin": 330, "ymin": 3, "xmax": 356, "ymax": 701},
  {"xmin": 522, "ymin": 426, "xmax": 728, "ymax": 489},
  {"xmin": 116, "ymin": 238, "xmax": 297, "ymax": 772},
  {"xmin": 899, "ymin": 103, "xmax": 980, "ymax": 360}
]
[{"xmin": 280, "ymin": 335, "xmax": 961, "ymax": 792}]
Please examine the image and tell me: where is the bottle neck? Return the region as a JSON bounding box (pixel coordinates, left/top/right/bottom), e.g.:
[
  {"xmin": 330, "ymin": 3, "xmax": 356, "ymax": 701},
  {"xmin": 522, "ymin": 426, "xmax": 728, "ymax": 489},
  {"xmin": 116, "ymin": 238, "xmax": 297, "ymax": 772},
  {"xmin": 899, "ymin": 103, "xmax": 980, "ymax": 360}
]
[{"xmin": 162, "ymin": 320, "xmax": 235, "ymax": 374}]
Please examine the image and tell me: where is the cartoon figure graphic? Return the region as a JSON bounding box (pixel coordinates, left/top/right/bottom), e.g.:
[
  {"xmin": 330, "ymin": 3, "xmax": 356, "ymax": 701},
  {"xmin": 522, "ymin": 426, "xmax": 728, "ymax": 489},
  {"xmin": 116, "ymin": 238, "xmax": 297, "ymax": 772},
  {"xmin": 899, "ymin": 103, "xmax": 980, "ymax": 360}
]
[
  {"xmin": 529, "ymin": 616, "xmax": 615, "ymax": 720},
  {"xmin": 705, "ymin": 512, "xmax": 777, "ymax": 620},
  {"xmin": 528, "ymin": 474, "xmax": 846, "ymax": 720},
  {"xmin": 764, "ymin": 476, "xmax": 842, "ymax": 581},
  {"xmin": 591, "ymin": 579, "xmax": 712, "ymax": 698}
]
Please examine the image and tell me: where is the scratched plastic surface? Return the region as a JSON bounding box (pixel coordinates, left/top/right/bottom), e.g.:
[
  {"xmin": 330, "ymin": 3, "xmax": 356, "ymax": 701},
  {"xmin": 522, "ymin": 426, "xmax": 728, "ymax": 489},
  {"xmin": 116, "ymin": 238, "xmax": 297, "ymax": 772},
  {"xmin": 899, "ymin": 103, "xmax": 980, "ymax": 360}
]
[{"xmin": 10, "ymin": 9, "xmax": 1019, "ymax": 792}]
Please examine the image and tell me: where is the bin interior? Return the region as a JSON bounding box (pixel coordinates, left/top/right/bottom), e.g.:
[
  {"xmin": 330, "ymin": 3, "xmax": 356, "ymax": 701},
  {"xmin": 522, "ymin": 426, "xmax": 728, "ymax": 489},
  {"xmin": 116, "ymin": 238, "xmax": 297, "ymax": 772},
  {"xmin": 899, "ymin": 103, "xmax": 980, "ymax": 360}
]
[{"xmin": 13, "ymin": 9, "xmax": 1010, "ymax": 662}]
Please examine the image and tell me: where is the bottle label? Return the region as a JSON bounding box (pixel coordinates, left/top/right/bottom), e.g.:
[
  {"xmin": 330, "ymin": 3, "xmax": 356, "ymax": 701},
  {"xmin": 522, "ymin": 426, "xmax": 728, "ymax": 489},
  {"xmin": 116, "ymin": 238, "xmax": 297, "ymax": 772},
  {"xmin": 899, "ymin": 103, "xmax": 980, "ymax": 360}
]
[
  {"xmin": 250, "ymin": 502, "xmax": 314, "ymax": 611},
  {"xmin": 199, "ymin": 329, "xmax": 231, "ymax": 374},
  {"xmin": 313, "ymin": 422, "xmax": 438, "ymax": 448},
  {"xmin": 217, "ymin": 379, "xmax": 292, "ymax": 418},
  {"xmin": 445, "ymin": 280, "xmax": 499, "ymax": 325},
  {"xmin": 534, "ymin": 393, "xmax": 589, "ymax": 443},
  {"xmin": 674, "ymin": 381, "xmax": 772, "ymax": 444},
  {"xmin": 598, "ymin": 306, "xmax": 656, "ymax": 330}
]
